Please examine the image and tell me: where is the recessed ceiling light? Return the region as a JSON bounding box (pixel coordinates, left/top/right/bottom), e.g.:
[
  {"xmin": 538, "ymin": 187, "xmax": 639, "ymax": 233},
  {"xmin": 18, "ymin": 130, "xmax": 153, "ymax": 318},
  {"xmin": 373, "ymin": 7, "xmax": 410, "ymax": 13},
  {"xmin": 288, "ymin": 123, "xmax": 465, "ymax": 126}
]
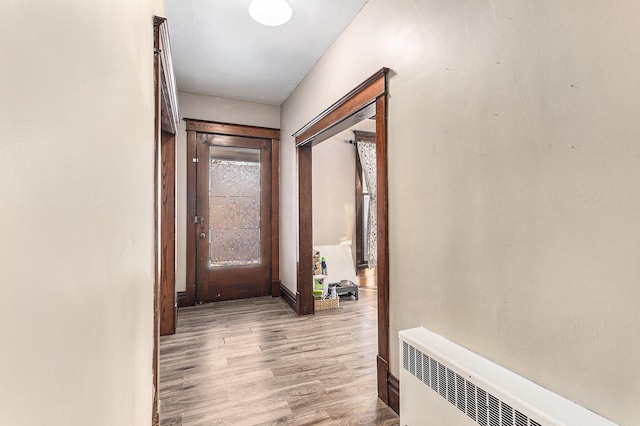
[{"xmin": 248, "ymin": 0, "xmax": 292, "ymax": 27}]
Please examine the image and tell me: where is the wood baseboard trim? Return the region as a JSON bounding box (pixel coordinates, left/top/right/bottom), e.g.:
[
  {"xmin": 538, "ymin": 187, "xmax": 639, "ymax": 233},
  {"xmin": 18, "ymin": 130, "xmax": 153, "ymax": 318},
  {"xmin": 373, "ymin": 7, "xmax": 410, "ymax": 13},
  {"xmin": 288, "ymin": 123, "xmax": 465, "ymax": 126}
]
[
  {"xmin": 186, "ymin": 284, "xmax": 196, "ymax": 306},
  {"xmin": 388, "ymin": 374, "xmax": 400, "ymax": 414},
  {"xmin": 172, "ymin": 305, "xmax": 178, "ymax": 334},
  {"xmin": 177, "ymin": 291, "xmax": 187, "ymax": 308},
  {"xmin": 271, "ymin": 280, "xmax": 281, "ymax": 297},
  {"xmin": 377, "ymin": 355, "xmax": 400, "ymax": 414},
  {"xmin": 280, "ymin": 282, "xmax": 297, "ymax": 313},
  {"xmin": 377, "ymin": 355, "xmax": 389, "ymax": 403}
]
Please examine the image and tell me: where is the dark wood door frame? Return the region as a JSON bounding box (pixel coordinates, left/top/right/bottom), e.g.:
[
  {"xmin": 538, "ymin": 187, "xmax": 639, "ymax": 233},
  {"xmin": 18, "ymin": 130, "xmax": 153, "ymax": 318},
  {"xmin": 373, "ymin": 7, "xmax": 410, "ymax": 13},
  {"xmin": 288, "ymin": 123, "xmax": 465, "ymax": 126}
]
[
  {"xmin": 153, "ymin": 15, "xmax": 179, "ymax": 426},
  {"xmin": 160, "ymin": 130, "xmax": 176, "ymax": 336},
  {"xmin": 185, "ymin": 119, "xmax": 280, "ymax": 306},
  {"xmin": 292, "ymin": 68, "xmax": 397, "ymax": 411}
]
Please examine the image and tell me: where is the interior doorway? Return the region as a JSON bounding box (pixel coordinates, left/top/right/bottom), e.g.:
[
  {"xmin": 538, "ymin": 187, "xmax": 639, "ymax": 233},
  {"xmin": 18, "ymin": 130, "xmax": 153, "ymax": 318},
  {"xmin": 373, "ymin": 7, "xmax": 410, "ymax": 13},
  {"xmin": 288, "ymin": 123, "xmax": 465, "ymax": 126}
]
[
  {"xmin": 311, "ymin": 123, "xmax": 376, "ymax": 289},
  {"xmin": 293, "ymin": 68, "xmax": 398, "ymax": 412},
  {"xmin": 185, "ymin": 120, "xmax": 280, "ymax": 305}
]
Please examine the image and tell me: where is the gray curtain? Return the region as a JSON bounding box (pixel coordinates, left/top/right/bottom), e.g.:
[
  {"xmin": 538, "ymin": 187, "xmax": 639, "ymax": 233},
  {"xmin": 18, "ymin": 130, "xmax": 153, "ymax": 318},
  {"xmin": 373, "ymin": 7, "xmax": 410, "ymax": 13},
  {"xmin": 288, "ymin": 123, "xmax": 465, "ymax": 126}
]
[{"xmin": 357, "ymin": 141, "xmax": 377, "ymax": 268}]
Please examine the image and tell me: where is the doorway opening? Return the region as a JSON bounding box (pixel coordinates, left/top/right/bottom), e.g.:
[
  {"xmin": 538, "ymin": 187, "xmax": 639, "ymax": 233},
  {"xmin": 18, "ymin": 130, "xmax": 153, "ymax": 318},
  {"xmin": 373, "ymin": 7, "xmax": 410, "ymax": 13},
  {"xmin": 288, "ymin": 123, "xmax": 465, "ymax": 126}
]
[
  {"xmin": 293, "ymin": 68, "xmax": 398, "ymax": 412},
  {"xmin": 311, "ymin": 123, "xmax": 376, "ymax": 290},
  {"xmin": 184, "ymin": 120, "xmax": 281, "ymax": 305}
]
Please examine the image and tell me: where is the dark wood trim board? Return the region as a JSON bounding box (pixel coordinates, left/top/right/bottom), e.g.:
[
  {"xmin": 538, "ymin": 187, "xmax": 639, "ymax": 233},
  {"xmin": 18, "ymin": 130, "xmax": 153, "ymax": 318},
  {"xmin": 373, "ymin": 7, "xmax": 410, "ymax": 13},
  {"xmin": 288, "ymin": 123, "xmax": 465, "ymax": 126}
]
[
  {"xmin": 271, "ymin": 280, "xmax": 281, "ymax": 298},
  {"xmin": 176, "ymin": 291, "xmax": 187, "ymax": 308},
  {"xmin": 279, "ymin": 282, "xmax": 297, "ymax": 313},
  {"xmin": 160, "ymin": 131, "xmax": 176, "ymax": 336},
  {"xmin": 293, "ymin": 68, "xmax": 387, "ymax": 146},
  {"xmin": 388, "ymin": 374, "xmax": 400, "ymax": 414}
]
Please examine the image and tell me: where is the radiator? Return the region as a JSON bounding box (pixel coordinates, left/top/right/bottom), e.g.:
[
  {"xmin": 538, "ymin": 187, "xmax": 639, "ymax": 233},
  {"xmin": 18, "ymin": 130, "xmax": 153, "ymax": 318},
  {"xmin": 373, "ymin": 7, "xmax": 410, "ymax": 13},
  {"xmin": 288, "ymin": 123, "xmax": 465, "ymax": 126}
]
[{"xmin": 399, "ymin": 327, "xmax": 617, "ymax": 426}]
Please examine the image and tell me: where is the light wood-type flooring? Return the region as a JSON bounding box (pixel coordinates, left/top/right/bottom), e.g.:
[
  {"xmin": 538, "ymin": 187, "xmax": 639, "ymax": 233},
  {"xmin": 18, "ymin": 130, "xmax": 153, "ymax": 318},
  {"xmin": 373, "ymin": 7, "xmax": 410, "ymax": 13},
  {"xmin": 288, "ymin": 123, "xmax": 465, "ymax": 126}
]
[{"xmin": 159, "ymin": 287, "xmax": 399, "ymax": 425}]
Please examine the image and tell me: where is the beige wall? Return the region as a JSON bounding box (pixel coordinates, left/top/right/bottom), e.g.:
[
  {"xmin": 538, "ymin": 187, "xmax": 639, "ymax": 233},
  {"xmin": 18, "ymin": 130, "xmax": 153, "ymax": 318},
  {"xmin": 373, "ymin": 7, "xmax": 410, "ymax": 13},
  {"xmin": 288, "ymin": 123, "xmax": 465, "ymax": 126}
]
[
  {"xmin": 312, "ymin": 129, "xmax": 356, "ymax": 248},
  {"xmin": 175, "ymin": 91, "xmax": 280, "ymax": 292},
  {"xmin": 0, "ymin": 0, "xmax": 165, "ymax": 424},
  {"xmin": 280, "ymin": 0, "xmax": 640, "ymax": 424},
  {"xmin": 312, "ymin": 120, "xmax": 377, "ymax": 264}
]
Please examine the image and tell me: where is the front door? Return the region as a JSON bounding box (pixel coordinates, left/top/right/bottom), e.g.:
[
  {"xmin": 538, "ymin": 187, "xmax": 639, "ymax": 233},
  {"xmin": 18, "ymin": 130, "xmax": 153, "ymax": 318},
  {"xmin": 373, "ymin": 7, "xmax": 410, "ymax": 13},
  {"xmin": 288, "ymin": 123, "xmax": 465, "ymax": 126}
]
[{"xmin": 195, "ymin": 133, "xmax": 272, "ymax": 302}]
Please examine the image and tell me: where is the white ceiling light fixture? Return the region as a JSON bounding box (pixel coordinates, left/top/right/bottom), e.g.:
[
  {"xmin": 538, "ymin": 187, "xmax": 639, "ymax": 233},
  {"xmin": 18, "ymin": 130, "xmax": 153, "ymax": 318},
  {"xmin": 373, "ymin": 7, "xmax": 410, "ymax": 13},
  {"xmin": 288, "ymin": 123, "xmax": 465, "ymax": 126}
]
[{"xmin": 248, "ymin": 0, "xmax": 293, "ymax": 27}]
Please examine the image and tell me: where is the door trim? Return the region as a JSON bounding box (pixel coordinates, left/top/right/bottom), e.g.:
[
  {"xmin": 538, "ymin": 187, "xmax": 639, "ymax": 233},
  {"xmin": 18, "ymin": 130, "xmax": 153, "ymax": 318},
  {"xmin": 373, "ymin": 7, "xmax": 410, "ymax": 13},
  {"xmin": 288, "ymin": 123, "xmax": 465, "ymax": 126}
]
[
  {"xmin": 160, "ymin": 130, "xmax": 176, "ymax": 335},
  {"xmin": 153, "ymin": 15, "xmax": 179, "ymax": 425},
  {"xmin": 185, "ymin": 119, "xmax": 280, "ymax": 305},
  {"xmin": 292, "ymin": 68, "xmax": 394, "ymax": 410}
]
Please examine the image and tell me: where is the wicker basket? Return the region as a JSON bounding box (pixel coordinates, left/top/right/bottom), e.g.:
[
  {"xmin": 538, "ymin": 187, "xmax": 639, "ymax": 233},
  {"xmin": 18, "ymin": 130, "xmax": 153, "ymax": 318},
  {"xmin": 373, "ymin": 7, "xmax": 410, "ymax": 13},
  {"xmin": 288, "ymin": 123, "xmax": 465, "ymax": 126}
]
[{"xmin": 314, "ymin": 297, "xmax": 339, "ymax": 311}]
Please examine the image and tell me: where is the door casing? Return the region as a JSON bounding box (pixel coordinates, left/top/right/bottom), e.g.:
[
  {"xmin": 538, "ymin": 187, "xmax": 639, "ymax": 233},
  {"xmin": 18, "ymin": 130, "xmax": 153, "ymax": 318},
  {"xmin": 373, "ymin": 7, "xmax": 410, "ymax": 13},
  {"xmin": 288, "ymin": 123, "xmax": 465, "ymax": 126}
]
[
  {"xmin": 291, "ymin": 68, "xmax": 396, "ymax": 412},
  {"xmin": 185, "ymin": 120, "xmax": 280, "ymax": 305},
  {"xmin": 153, "ymin": 15, "xmax": 179, "ymax": 426}
]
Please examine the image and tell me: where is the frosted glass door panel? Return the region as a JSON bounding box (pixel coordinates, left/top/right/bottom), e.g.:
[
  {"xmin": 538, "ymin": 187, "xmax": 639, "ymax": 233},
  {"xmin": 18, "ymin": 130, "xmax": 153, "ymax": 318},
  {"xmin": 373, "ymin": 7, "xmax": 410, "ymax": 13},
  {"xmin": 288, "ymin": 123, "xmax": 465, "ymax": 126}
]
[{"xmin": 208, "ymin": 146, "xmax": 261, "ymax": 267}]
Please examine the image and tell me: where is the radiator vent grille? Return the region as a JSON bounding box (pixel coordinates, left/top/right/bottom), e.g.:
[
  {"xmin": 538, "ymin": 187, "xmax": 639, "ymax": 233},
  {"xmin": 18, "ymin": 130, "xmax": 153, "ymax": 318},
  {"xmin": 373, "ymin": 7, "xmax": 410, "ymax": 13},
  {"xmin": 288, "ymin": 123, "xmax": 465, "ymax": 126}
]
[
  {"xmin": 466, "ymin": 381, "xmax": 477, "ymax": 420},
  {"xmin": 447, "ymin": 368, "xmax": 456, "ymax": 404},
  {"xmin": 430, "ymin": 358, "xmax": 438, "ymax": 392},
  {"xmin": 502, "ymin": 402, "xmax": 514, "ymax": 425},
  {"xmin": 516, "ymin": 410, "xmax": 528, "ymax": 426},
  {"xmin": 438, "ymin": 363, "xmax": 447, "ymax": 398},
  {"xmin": 402, "ymin": 341, "xmax": 543, "ymax": 426}
]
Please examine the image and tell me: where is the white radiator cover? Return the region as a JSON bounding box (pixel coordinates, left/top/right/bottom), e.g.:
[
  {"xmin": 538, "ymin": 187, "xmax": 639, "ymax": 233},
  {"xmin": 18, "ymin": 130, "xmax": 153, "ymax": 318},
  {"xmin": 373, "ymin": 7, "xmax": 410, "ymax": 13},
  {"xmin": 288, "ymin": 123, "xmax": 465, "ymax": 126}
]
[{"xmin": 399, "ymin": 327, "xmax": 618, "ymax": 426}]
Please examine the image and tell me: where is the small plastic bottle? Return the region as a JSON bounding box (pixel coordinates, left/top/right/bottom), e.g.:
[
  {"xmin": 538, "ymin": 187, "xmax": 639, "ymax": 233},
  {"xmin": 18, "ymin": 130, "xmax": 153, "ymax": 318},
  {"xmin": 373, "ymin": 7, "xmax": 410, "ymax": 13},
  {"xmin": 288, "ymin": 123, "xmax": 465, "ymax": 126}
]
[{"xmin": 321, "ymin": 257, "xmax": 328, "ymax": 275}]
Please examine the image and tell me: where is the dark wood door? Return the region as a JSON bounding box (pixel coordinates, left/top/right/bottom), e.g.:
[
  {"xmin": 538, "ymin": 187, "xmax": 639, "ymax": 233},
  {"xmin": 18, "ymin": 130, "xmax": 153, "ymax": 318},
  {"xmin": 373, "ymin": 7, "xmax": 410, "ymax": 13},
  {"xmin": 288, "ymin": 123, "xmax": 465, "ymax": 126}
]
[{"xmin": 195, "ymin": 133, "xmax": 272, "ymax": 302}]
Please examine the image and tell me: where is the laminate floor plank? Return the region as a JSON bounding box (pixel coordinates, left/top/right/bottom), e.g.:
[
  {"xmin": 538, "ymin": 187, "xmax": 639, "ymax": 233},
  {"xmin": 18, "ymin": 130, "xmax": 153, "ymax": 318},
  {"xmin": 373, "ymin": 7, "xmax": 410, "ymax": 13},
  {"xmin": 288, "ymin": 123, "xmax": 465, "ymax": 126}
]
[{"xmin": 159, "ymin": 288, "xmax": 399, "ymax": 425}]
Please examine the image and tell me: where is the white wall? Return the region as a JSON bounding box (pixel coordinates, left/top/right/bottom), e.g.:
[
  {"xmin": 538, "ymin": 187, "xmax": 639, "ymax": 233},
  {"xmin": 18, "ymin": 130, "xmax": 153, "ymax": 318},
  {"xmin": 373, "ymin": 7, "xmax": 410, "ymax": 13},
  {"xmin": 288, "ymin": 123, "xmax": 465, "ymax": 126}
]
[
  {"xmin": 280, "ymin": 0, "xmax": 640, "ymax": 424},
  {"xmin": 0, "ymin": 0, "xmax": 164, "ymax": 424},
  {"xmin": 175, "ymin": 91, "xmax": 280, "ymax": 292}
]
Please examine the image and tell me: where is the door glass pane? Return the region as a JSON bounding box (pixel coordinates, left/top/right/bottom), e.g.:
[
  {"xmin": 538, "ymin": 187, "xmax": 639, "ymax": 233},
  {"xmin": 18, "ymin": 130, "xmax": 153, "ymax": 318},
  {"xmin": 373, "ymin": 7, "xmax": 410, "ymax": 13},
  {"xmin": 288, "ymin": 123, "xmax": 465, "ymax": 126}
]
[{"xmin": 208, "ymin": 146, "xmax": 261, "ymax": 267}]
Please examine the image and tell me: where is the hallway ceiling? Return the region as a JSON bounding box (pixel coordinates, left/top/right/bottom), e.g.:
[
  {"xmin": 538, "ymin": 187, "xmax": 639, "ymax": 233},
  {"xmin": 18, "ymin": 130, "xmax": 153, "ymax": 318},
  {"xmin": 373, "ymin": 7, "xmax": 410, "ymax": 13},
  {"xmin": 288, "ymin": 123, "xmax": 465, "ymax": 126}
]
[{"xmin": 165, "ymin": 0, "xmax": 369, "ymax": 105}]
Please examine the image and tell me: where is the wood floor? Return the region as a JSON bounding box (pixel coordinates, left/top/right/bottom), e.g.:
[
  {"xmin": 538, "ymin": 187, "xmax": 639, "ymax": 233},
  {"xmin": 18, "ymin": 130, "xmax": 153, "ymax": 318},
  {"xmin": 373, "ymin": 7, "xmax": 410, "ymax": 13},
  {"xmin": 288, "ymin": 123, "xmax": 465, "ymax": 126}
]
[{"xmin": 159, "ymin": 287, "xmax": 399, "ymax": 425}]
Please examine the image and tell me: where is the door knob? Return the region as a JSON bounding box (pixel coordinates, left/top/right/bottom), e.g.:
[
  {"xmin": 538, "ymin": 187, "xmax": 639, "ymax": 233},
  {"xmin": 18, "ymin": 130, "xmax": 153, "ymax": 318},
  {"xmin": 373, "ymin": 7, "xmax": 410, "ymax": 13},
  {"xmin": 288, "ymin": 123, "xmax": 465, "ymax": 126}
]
[{"xmin": 199, "ymin": 232, "xmax": 206, "ymax": 239}]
